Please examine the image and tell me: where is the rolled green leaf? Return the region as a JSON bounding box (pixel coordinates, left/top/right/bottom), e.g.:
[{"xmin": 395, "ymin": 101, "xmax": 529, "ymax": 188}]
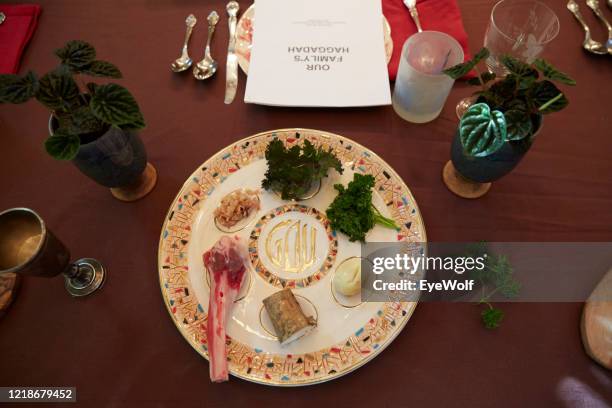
[
  {"xmin": 90, "ymin": 83, "xmax": 145, "ymax": 126},
  {"xmin": 45, "ymin": 129, "xmax": 81, "ymax": 160},
  {"xmin": 443, "ymin": 47, "xmax": 490, "ymax": 79},
  {"xmin": 500, "ymin": 55, "xmax": 538, "ymax": 78},
  {"xmin": 459, "ymin": 103, "xmax": 507, "ymax": 157},
  {"xmin": 533, "ymin": 59, "xmax": 576, "ymax": 86}
]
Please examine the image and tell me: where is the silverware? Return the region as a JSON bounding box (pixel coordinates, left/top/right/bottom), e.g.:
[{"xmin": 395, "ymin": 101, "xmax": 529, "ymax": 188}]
[
  {"xmin": 608, "ymin": 0, "xmax": 612, "ymax": 10},
  {"xmin": 0, "ymin": 12, "xmax": 6, "ymax": 25},
  {"xmin": 567, "ymin": 0, "xmax": 608, "ymax": 55},
  {"xmin": 193, "ymin": 11, "xmax": 220, "ymax": 80},
  {"xmin": 403, "ymin": 0, "xmax": 423, "ymax": 33},
  {"xmin": 225, "ymin": 1, "xmax": 240, "ymax": 104},
  {"xmin": 586, "ymin": 0, "xmax": 612, "ymax": 54},
  {"xmin": 171, "ymin": 14, "xmax": 198, "ymax": 73}
]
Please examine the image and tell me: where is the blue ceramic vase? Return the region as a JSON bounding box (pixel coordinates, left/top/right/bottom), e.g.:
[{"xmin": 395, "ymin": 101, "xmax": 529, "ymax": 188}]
[
  {"xmin": 450, "ymin": 115, "xmax": 542, "ymax": 183},
  {"xmin": 49, "ymin": 116, "xmax": 147, "ymax": 188}
]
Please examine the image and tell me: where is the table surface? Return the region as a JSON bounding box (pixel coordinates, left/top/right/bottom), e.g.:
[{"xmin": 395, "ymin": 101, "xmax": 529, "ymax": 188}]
[{"xmin": 1, "ymin": 0, "xmax": 611, "ymax": 406}]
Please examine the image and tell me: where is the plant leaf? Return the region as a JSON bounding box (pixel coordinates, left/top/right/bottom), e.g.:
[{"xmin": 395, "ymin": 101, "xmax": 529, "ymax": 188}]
[
  {"xmin": 71, "ymin": 106, "xmax": 105, "ymax": 134},
  {"xmin": 45, "ymin": 129, "xmax": 81, "ymax": 160},
  {"xmin": 533, "ymin": 59, "xmax": 576, "ymax": 86},
  {"xmin": 0, "ymin": 71, "xmax": 39, "ymax": 104},
  {"xmin": 531, "ymin": 80, "xmax": 568, "ymax": 113},
  {"xmin": 36, "ymin": 66, "xmax": 80, "ymax": 111},
  {"xmin": 81, "ymin": 60, "xmax": 122, "ymax": 78},
  {"xmin": 90, "ymin": 83, "xmax": 145, "ymax": 126},
  {"xmin": 459, "ymin": 103, "xmax": 507, "ymax": 157},
  {"xmin": 466, "ymin": 71, "xmax": 496, "ymax": 86},
  {"xmin": 55, "ymin": 40, "xmax": 96, "ymax": 71},
  {"xmin": 500, "ymin": 55, "xmax": 538, "ymax": 78},
  {"xmin": 86, "ymin": 82, "xmax": 99, "ymax": 95},
  {"xmin": 443, "ymin": 47, "xmax": 490, "ymax": 79},
  {"xmin": 504, "ymin": 109, "xmax": 533, "ymax": 140}
]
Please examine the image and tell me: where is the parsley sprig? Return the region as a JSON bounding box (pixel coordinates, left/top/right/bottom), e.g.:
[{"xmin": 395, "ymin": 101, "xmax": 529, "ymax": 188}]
[{"xmin": 467, "ymin": 242, "xmax": 520, "ymax": 329}]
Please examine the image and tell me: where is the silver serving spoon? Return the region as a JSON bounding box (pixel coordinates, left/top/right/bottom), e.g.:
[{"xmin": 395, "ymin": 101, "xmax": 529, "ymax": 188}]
[
  {"xmin": 171, "ymin": 14, "xmax": 198, "ymax": 73},
  {"xmin": 567, "ymin": 0, "xmax": 608, "ymax": 55},
  {"xmin": 193, "ymin": 11, "xmax": 220, "ymax": 80},
  {"xmin": 586, "ymin": 0, "xmax": 612, "ymax": 54}
]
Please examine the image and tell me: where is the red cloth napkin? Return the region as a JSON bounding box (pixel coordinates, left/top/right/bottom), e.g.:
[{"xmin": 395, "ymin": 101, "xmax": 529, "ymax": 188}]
[
  {"xmin": 0, "ymin": 4, "xmax": 41, "ymax": 74},
  {"xmin": 383, "ymin": 0, "xmax": 472, "ymax": 81}
]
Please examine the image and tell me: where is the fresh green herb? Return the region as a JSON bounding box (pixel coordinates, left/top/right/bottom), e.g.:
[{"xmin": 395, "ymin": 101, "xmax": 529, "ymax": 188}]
[
  {"xmin": 443, "ymin": 48, "xmax": 575, "ymax": 156},
  {"xmin": 262, "ymin": 138, "xmax": 343, "ymax": 200},
  {"xmin": 466, "ymin": 242, "xmax": 520, "ymax": 329},
  {"xmin": 326, "ymin": 173, "xmax": 398, "ymax": 242},
  {"xmin": 0, "ymin": 40, "xmax": 144, "ymax": 161},
  {"xmin": 481, "ymin": 306, "xmax": 504, "ymax": 329}
]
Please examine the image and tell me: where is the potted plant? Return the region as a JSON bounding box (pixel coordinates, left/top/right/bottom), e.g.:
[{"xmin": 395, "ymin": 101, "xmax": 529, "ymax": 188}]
[
  {"xmin": 441, "ymin": 48, "xmax": 576, "ymax": 198},
  {"xmin": 0, "ymin": 40, "xmax": 156, "ymax": 201}
]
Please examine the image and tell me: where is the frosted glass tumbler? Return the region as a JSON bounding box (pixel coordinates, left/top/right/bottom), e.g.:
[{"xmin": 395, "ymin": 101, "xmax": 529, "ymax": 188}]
[{"xmin": 392, "ymin": 31, "xmax": 464, "ymax": 124}]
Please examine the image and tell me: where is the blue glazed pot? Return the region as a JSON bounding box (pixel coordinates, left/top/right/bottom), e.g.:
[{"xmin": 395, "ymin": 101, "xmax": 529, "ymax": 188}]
[
  {"xmin": 49, "ymin": 116, "xmax": 147, "ymax": 188},
  {"xmin": 450, "ymin": 115, "xmax": 542, "ymax": 183}
]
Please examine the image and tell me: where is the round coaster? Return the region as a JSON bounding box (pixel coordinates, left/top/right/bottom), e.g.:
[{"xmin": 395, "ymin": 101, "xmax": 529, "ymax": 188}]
[
  {"xmin": 0, "ymin": 273, "xmax": 21, "ymax": 315},
  {"xmin": 111, "ymin": 162, "xmax": 158, "ymax": 202},
  {"xmin": 442, "ymin": 160, "xmax": 491, "ymax": 199}
]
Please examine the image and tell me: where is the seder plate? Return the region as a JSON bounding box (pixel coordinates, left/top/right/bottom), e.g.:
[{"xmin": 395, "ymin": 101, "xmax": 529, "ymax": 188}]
[
  {"xmin": 235, "ymin": 5, "xmax": 394, "ymax": 74},
  {"xmin": 158, "ymin": 129, "xmax": 426, "ymax": 386}
]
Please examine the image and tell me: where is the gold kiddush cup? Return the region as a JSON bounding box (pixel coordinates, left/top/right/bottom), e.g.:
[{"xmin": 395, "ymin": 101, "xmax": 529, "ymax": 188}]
[{"xmin": 0, "ymin": 208, "xmax": 106, "ymax": 300}]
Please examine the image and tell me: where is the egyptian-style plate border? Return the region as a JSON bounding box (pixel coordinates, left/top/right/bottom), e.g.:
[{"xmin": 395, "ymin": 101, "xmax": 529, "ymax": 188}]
[{"xmin": 158, "ymin": 129, "xmax": 426, "ymax": 386}]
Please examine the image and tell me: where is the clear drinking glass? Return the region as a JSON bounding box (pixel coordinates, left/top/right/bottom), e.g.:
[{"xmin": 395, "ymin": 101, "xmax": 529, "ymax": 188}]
[
  {"xmin": 484, "ymin": 0, "xmax": 559, "ymax": 76},
  {"xmin": 392, "ymin": 31, "xmax": 464, "ymax": 124}
]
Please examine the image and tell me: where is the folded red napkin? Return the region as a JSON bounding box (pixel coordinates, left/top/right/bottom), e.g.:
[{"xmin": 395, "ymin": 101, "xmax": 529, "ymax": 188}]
[
  {"xmin": 0, "ymin": 4, "xmax": 41, "ymax": 74},
  {"xmin": 383, "ymin": 0, "xmax": 472, "ymax": 81}
]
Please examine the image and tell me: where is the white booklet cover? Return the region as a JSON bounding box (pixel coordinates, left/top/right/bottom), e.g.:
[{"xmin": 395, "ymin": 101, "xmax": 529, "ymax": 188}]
[{"xmin": 244, "ymin": 0, "xmax": 391, "ymax": 107}]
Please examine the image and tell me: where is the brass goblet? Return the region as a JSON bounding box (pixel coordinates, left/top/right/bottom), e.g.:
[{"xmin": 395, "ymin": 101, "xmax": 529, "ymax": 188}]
[{"xmin": 0, "ymin": 208, "xmax": 106, "ymax": 298}]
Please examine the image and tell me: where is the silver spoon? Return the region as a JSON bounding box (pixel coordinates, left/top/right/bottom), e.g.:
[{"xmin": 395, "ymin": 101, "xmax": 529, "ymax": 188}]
[
  {"xmin": 567, "ymin": 0, "xmax": 608, "ymax": 55},
  {"xmin": 586, "ymin": 0, "xmax": 612, "ymax": 54},
  {"xmin": 171, "ymin": 14, "xmax": 198, "ymax": 73},
  {"xmin": 193, "ymin": 11, "xmax": 220, "ymax": 80}
]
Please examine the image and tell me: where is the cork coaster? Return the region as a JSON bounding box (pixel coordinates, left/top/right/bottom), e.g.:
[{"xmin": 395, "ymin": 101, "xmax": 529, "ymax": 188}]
[
  {"xmin": 581, "ymin": 268, "xmax": 612, "ymax": 370},
  {"xmin": 110, "ymin": 162, "xmax": 158, "ymax": 202},
  {"xmin": 0, "ymin": 273, "xmax": 20, "ymax": 315},
  {"xmin": 442, "ymin": 161, "xmax": 491, "ymax": 199}
]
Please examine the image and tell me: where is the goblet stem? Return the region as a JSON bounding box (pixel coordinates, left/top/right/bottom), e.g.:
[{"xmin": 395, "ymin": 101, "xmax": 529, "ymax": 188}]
[{"xmin": 62, "ymin": 258, "xmax": 106, "ymax": 297}]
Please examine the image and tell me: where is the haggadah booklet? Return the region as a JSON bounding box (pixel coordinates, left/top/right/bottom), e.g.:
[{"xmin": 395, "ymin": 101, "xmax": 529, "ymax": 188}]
[{"xmin": 244, "ymin": 0, "xmax": 391, "ymax": 107}]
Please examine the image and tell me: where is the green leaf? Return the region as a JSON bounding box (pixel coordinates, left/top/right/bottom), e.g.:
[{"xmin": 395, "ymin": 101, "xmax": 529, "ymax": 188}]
[
  {"xmin": 459, "ymin": 103, "xmax": 507, "ymax": 157},
  {"xmin": 81, "ymin": 60, "xmax": 122, "ymax": 78},
  {"xmin": 54, "ymin": 40, "xmax": 96, "ymax": 71},
  {"xmin": 504, "ymin": 109, "xmax": 533, "ymax": 140},
  {"xmin": 0, "ymin": 71, "xmax": 39, "ymax": 104},
  {"xmin": 36, "ymin": 66, "xmax": 80, "ymax": 111},
  {"xmin": 45, "ymin": 129, "xmax": 81, "ymax": 160},
  {"xmin": 531, "ymin": 80, "xmax": 568, "ymax": 113},
  {"xmin": 90, "ymin": 83, "xmax": 144, "ymax": 126},
  {"xmin": 466, "ymin": 71, "xmax": 496, "ymax": 86},
  {"xmin": 500, "ymin": 55, "xmax": 538, "ymax": 78},
  {"xmin": 86, "ymin": 82, "xmax": 99, "ymax": 95},
  {"xmin": 533, "ymin": 59, "xmax": 576, "ymax": 86},
  {"xmin": 58, "ymin": 106, "xmax": 105, "ymax": 135},
  {"xmin": 481, "ymin": 307, "xmax": 504, "ymax": 329},
  {"xmin": 443, "ymin": 47, "xmax": 490, "ymax": 79}
]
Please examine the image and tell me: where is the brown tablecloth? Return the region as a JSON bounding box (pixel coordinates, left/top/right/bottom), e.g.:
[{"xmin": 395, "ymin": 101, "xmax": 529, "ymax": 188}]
[{"xmin": 1, "ymin": 0, "xmax": 611, "ymax": 406}]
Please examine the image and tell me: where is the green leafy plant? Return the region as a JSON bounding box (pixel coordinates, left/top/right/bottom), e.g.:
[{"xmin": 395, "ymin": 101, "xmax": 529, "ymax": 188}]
[
  {"xmin": 0, "ymin": 40, "xmax": 145, "ymax": 160},
  {"xmin": 466, "ymin": 242, "xmax": 520, "ymax": 330},
  {"xmin": 444, "ymin": 48, "xmax": 575, "ymax": 157},
  {"xmin": 262, "ymin": 138, "xmax": 343, "ymax": 200},
  {"xmin": 326, "ymin": 173, "xmax": 398, "ymax": 242}
]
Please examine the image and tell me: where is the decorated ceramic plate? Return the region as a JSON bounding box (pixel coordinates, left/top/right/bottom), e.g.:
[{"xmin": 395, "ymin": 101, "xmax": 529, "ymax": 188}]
[
  {"xmin": 158, "ymin": 129, "xmax": 426, "ymax": 386},
  {"xmin": 235, "ymin": 5, "xmax": 394, "ymax": 74}
]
